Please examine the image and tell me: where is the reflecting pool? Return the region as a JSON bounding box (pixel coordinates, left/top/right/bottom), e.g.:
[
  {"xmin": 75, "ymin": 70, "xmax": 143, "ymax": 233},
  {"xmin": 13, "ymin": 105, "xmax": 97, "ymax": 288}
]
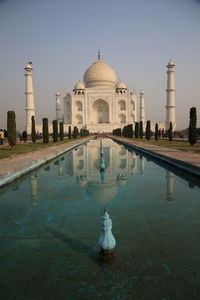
[{"xmin": 0, "ymin": 138, "xmax": 200, "ymax": 299}]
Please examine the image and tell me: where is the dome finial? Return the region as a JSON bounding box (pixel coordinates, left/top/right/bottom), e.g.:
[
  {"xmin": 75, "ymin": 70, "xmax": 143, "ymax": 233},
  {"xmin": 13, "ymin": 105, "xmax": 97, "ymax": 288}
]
[{"xmin": 98, "ymin": 49, "xmax": 101, "ymax": 60}]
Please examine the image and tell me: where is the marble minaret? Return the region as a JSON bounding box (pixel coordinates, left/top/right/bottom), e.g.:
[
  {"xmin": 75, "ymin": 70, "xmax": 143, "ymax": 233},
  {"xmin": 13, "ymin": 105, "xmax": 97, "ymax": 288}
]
[
  {"xmin": 55, "ymin": 92, "xmax": 62, "ymax": 122},
  {"xmin": 25, "ymin": 62, "xmax": 35, "ymax": 134},
  {"xmin": 166, "ymin": 60, "xmax": 176, "ymax": 130},
  {"xmin": 140, "ymin": 90, "xmax": 145, "ymax": 125}
]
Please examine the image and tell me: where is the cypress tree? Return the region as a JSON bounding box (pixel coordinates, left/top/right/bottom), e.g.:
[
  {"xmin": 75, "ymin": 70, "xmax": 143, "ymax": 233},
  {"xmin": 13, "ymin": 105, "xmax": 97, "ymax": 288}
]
[
  {"xmin": 135, "ymin": 122, "xmax": 139, "ymax": 138},
  {"xmin": 76, "ymin": 127, "xmax": 79, "ymax": 137},
  {"xmin": 155, "ymin": 123, "xmax": 158, "ymax": 140},
  {"xmin": 31, "ymin": 115, "xmax": 36, "ymax": 143},
  {"xmin": 42, "ymin": 118, "xmax": 49, "ymax": 143},
  {"xmin": 59, "ymin": 122, "xmax": 64, "ymax": 141},
  {"xmin": 139, "ymin": 121, "xmax": 143, "ymax": 139},
  {"xmin": 68, "ymin": 126, "xmax": 71, "ymax": 139},
  {"xmin": 73, "ymin": 126, "xmax": 77, "ymax": 138},
  {"xmin": 127, "ymin": 124, "xmax": 133, "ymax": 138},
  {"xmin": 168, "ymin": 122, "xmax": 173, "ymax": 141},
  {"xmin": 7, "ymin": 111, "xmax": 16, "ymax": 146},
  {"xmin": 146, "ymin": 120, "xmax": 151, "ymax": 140},
  {"xmin": 52, "ymin": 120, "xmax": 58, "ymax": 142},
  {"xmin": 80, "ymin": 128, "xmax": 83, "ymax": 137},
  {"xmin": 188, "ymin": 107, "xmax": 197, "ymax": 146}
]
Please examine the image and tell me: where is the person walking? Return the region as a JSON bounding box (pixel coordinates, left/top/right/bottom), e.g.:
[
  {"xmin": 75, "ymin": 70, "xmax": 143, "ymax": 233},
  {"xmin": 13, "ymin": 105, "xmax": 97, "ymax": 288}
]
[{"xmin": 0, "ymin": 129, "xmax": 4, "ymax": 145}]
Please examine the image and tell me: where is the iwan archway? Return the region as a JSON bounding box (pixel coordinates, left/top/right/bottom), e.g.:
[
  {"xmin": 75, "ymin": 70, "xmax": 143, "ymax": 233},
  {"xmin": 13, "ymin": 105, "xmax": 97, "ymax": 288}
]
[{"xmin": 92, "ymin": 99, "xmax": 109, "ymax": 124}]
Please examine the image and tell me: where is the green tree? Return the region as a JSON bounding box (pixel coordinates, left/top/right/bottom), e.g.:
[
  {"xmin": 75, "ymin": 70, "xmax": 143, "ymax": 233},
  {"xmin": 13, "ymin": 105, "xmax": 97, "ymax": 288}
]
[
  {"xmin": 68, "ymin": 126, "xmax": 71, "ymax": 139},
  {"xmin": 73, "ymin": 126, "xmax": 78, "ymax": 138},
  {"xmin": 155, "ymin": 123, "xmax": 158, "ymax": 140},
  {"xmin": 7, "ymin": 111, "xmax": 16, "ymax": 146},
  {"xmin": 31, "ymin": 115, "xmax": 36, "ymax": 143},
  {"xmin": 146, "ymin": 120, "xmax": 151, "ymax": 140},
  {"xmin": 169, "ymin": 122, "xmax": 173, "ymax": 141},
  {"xmin": 188, "ymin": 107, "xmax": 197, "ymax": 145},
  {"xmin": 59, "ymin": 122, "xmax": 64, "ymax": 141},
  {"xmin": 139, "ymin": 121, "xmax": 143, "ymax": 139},
  {"xmin": 42, "ymin": 118, "xmax": 49, "ymax": 143},
  {"xmin": 52, "ymin": 120, "xmax": 58, "ymax": 142},
  {"xmin": 135, "ymin": 122, "xmax": 139, "ymax": 138}
]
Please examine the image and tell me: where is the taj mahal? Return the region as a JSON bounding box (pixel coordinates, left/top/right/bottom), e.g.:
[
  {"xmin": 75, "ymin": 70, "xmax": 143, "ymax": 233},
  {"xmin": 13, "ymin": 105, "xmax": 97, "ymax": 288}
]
[{"xmin": 24, "ymin": 52, "xmax": 176, "ymax": 133}]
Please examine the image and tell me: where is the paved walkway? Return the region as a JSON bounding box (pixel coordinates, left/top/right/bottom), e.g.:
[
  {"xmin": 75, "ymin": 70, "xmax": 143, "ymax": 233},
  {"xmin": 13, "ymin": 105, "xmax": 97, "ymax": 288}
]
[
  {"xmin": 111, "ymin": 136, "xmax": 200, "ymax": 177},
  {"xmin": 0, "ymin": 138, "xmax": 91, "ymax": 187}
]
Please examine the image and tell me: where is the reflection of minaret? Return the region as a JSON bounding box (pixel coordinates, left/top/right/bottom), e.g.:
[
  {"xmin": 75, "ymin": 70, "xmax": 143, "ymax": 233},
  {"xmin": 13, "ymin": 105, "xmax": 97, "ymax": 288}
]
[
  {"xmin": 166, "ymin": 171, "xmax": 174, "ymax": 203},
  {"xmin": 140, "ymin": 90, "xmax": 145, "ymax": 125},
  {"xmin": 31, "ymin": 174, "xmax": 38, "ymax": 206},
  {"xmin": 139, "ymin": 156, "xmax": 145, "ymax": 176},
  {"xmin": 58, "ymin": 160, "xmax": 63, "ymax": 177},
  {"xmin": 131, "ymin": 153, "xmax": 137, "ymax": 175}
]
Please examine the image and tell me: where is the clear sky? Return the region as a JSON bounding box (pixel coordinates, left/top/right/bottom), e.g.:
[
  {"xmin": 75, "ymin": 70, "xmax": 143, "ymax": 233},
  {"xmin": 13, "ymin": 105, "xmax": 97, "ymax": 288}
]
[{"xmin": 0, "ymin": 0, "xmax": 200, "ymax": 130}]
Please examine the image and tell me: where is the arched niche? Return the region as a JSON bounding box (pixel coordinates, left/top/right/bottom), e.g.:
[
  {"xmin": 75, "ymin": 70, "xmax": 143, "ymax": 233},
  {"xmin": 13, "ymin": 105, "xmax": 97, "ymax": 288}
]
[
  {"xmin": 119, "ymin": 100, "xmax": 126, "ymax": 111},
  {"xmin": 76, "ymin": 101, "xmax": 82, "ymax": 111},
  {"xmin": 130, "ymin": 114, "xmax": 135, "ymax": 123},
  {"xmin": 130, "ymin": 101, "xmax": 135, "ymax": 111},
  {"xmin": 76, "ymin": 114, "xmax": 83, "ymax": 124},
  {"xmin": 119, "ymin": 113, "xmax": 126, "ymax": 124},
  {"xmin": 92, "ymin": 99, "xmax": 109, "ymax": 123}
]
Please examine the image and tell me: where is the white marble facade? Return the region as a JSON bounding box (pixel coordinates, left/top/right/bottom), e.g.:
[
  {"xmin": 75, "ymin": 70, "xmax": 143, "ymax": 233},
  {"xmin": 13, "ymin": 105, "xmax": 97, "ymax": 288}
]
[
  {"xmin": 25, "ymin": 56, "xmax": 175, "ymax": 133},
  {"xmin": 62, "ymin": 56, "xmax": 137, "ymax": 133}
]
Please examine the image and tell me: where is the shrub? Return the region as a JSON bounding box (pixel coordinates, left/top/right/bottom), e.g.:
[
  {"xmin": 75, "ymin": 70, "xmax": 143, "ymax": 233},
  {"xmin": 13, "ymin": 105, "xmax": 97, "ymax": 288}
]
[
  {"xmin": 135, "ymin": 122, "xmax": 139, "ymax": 138},
  {"xmin": 31, "ymin": 116, "xmax": 36, "ymax": 143},
  {"xmin": 146, "ymin": 120, "xmax": 151, "ymax": 140},
  {"xmin": 139, "ymin": 121, "xmax": 143, "ymax": 138},
  {"xmin": 52, "ymin": 120, "xmax": 58, "ymax": 142},
  {"xmin": 188, "ymin": 107, "xmax": 197, "ymax": 145},
  {"xmin": 155, "ymin": 123, "xmax": 158, "ymax": 140},
  {"xmin": 68, "ymin": 126, "xmax": 71, "ymax": 139},
  {"xmin": 7, "ymin": 111, "xmax": 16, "ymax": 146},
  {"xmin": 59, "ymin": 122, "xmax": 64, "ymax": 141},
  {"xmin": 42, "ymin": 118, "xmax": 49, "ymax": 143}
]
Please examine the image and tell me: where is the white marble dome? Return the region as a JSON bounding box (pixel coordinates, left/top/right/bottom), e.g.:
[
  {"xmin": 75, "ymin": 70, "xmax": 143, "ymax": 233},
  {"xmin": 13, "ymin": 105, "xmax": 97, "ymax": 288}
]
[
  {"xmin": 83, "ymin": 59, "xmax": 116, "ymax": 88},
  {"xmin": 116, "ymin": 81, "xmax": 127, "ymax": 89}
]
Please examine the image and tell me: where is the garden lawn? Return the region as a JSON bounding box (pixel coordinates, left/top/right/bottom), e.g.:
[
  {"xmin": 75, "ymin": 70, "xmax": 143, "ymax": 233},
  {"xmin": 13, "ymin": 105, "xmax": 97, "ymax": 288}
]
[
  {"xmin": 0, "ymin": 138, "xmax": 82, "ymax": 159},
  {"xmin": 133, "ymin": 138, "xmax": 200, "ymax": 154}
]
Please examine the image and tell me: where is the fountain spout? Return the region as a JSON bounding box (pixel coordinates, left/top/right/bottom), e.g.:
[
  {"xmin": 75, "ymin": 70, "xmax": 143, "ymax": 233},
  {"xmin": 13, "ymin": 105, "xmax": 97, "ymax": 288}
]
[{"xmin": 98, "ymin": 209, "xmax": 116, "ymax": 252}]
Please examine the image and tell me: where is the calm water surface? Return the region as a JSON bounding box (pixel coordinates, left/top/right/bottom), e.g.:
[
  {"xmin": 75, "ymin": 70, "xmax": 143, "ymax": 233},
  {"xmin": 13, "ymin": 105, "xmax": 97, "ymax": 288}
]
[{"xmin": 0, "ymin": 138, "xmax": 200, "ymax": 299}]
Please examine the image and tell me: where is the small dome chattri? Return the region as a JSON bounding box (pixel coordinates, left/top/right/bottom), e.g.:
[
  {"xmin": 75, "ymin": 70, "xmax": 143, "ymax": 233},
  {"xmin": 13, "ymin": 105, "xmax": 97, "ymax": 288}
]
[
  {"xmin": 74, "ymin": 82, "xmax": 85, "ymax": 90},
  {"xmin": 116, "ymin": 81, "xmax": 127, "ymax": 89},
  {"xmin": 167, "ymin": 59, "xmax": 175, "ymax": 68},
  {"xmin": 140, "ymin": 90, "xmax": 144, "ymax": 94},
  {"xmin": 55, "ymin": 92, "xmax": 60, "ymax": 96},
  {"xmin": 25, "ymin": 62, "xmax": 32, "ymax": 70}
]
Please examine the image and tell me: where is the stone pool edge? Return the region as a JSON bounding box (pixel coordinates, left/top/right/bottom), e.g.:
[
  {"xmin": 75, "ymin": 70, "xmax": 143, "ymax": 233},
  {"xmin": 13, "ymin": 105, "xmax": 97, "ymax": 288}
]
[
  {"xmin": 0, "ymin": 137, "xmax": 93, "ymax": 188},
  {"xmin": 110, "ymin": 136, "xmax": 200, "ymax": 178}
]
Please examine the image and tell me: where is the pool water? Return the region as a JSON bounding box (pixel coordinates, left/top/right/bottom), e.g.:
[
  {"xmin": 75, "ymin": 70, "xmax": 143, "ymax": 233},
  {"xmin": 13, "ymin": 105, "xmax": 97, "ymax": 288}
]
[{"xmin": 0, "ymin": 138, "xmax": 200, "ymax": 299}]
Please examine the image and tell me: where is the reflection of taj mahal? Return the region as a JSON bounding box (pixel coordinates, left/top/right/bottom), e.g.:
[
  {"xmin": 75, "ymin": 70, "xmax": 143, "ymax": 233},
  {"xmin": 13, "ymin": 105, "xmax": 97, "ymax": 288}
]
[{"xmin": 30, "ymin": 139, "xmax": 175, "ymax": 206}]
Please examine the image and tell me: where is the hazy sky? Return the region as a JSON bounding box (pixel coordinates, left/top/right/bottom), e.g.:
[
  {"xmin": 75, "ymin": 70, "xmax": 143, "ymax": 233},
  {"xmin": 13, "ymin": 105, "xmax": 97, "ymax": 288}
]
[{"xmin": 0, "ymin": 0, "xmax": 200, "ymax": 130}]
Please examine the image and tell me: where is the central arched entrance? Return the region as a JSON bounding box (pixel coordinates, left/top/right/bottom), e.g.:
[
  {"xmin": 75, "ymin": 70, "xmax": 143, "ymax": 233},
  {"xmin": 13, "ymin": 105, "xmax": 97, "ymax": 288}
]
[{"xmin": 92, "ymin": 99, "xmax": 109, "ymax": 123}]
